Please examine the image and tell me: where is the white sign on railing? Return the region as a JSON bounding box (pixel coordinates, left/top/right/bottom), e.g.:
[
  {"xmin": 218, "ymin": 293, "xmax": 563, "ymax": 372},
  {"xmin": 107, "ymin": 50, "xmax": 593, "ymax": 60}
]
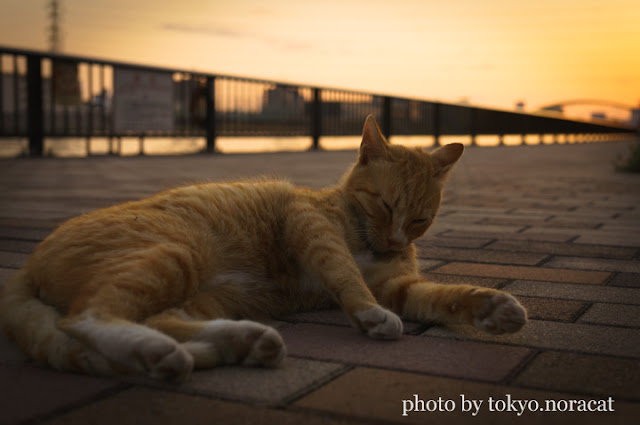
[
  {"xmin": 53, "ymin": 60, "xmax": 81, "ymax": 106},
  {"xmin": 113, "ymin": 68, "xmax": 174, "ymax": 133}
]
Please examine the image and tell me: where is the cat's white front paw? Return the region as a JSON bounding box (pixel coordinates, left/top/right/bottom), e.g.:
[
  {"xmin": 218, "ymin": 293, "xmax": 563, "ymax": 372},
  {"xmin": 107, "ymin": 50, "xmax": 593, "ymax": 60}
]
[
  {"xmin": 352, "ymin": 305, "xmax": 403, "ymax": 339},
  {"xmin": 473, "ymin": 293, "xmax": 527, "ymax": 334}
]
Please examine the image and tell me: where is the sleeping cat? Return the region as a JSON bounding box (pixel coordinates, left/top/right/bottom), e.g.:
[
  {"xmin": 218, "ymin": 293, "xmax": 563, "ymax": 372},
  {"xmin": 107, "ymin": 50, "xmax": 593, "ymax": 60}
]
[{"xmin": 0, "ymin": 115, "xmax": 526, "ymax": 381}]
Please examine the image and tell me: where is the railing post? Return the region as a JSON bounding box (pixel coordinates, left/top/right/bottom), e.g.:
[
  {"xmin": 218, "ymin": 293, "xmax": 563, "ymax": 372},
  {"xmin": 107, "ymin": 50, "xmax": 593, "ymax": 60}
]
[
  {"xmin": 205, "ymin": 76, "xmax": 216, "ymax": 153},
  {"xmin": 86, "ymin": 62, "xmax": 93, "ymax": 156},
  {"xmin": 521, "ymin": 115, "xmax": 528, "ymax": 145},
  {"xmin": 26, "ymin": 54, "xmax": 44, "ymax": 156},
  {"xmin": 311, "ymin": 88, "xmax": 321, "ymax": 150},
  {"xmin": 470, "ymin": 107, "xmax": 477, "ymax": 146},
  {"xmin": 433, "ymin": 103, "xmax": 441, "ymax": 146},
  {"xmin": 382, "ymin": 96, "xmax": 392, "ymax": 140}
]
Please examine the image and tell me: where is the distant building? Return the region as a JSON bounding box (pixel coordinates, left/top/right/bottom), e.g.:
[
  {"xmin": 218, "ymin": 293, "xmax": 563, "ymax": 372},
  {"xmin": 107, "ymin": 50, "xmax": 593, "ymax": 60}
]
[
  {"xmin": 631, "ymin": 108, "xmax": 640, "ymax": 127},
  {"xmin": 263, "ymin": 86, "xmax": 305, "ymax": 118},
  {"xmin": 1, "ymin": 73, "xmax": 28, "ymax": 113}
]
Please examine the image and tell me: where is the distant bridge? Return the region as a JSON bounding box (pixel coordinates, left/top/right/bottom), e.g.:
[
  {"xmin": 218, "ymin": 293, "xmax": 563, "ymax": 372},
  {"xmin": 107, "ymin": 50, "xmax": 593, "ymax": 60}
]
[{"xmin": 537, "ymin": 99, "xmax": 636, "ymax": 113}]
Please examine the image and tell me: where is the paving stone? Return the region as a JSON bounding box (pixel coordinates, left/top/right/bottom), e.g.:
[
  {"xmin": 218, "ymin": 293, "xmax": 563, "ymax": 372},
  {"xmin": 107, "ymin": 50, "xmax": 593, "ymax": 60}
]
[
  {"xmin": 521, "ymin": 226, "xmax": 640, "ymax": 239},
  {"xmin": 0, "ymin": 238, "xmax": 39, "ymax": 254},
  {"xmin": 277, "ymin": 308, "xmax": 424, "ymax": 334},
  {"xmin": 0, "ymin": 250, "xmax": 29, "ymax": 268},
  {"xmin": 281, "ymin": 323, "xmax": 531, "ymax": 382},
  {"xmin": 434, "ymin": 213, "xmax": 486, "ymax": 224},
  {"xmin": 427, "ymin": 221, "xmax": 526, "ymax": 236},
  {"xmin": 0, "ymin": 204, "xmax": 72, "ymax": 219},
  {"xmin": 510, "ymin": 208, "xmax": 580, "ymax": 218},
  {"xmin": 482, "ymin": 217, "xmax": 601, "ymax": 229},
  {"xmin": 0, "ymin": 364, "xmax": 123, "ymax": 425},
  {"xmin": 295, "ymin": 367, "xmax": 638, "ymax": 425},
  {"xmin": 0, "ymin": 217, "xmax": 64, "ymax": 229},
  {"xmin": 416, "ymin": 246, "xmax": 547, "ymax": 266},
  {"xmin": 543, "ymin": 217, "xmax": 607, "ymax": 229},
  {"xmin": 278, "ymin": 309, "xmax": 352, "ymax": 326},
  {"xmin": 439, "ymin": 206, "xmax": 513, "ymax": 215},
  {"xmin": 439, "ymin": 230, "xmax": 576, "ymax": 243},
  {"xmin": 609, "ymin": 272, "xmax": 640, "ymax": 288},
  {"xmin": 578, "ymin": 303, "xmax": 640, "ymax": 327},
  {"xmin": 555, "ymin": 232, "xmax": 638, "ymax": 248},
  {"xmin": 423, "ymin": 320, "xmax": 640, "ymax": 358},
  {"xmin": 514, "ymin": 351, "xmax": 640, "ymax": 400},
  {"xmin": 544, "ymin": 257, "xmax": 640, "ymax": 273},
  {"xmin": 444, "ymin": 194, "xmax": 509, "ymax": 204},
  {"xmin": 0, "ymin": 331, "xmax": 28, "ymax": 366},
  {"xmin": 416, "ymin": 236, "xmax": 492, "ymax": 249},
  {"xmin": 132, "ymin": 357, "xmax": 348, "ymax": 407},
  {"xmin": 495, "ymin": 201, "xmax": 582, "ymax": 211},
  {"xmin": 431, "ymin": 262, "xmax": 611, "ymax": 284},
  {"xmin": 486, "ymin": 239, "xmax": 636, "ymax": 260},
  {"xmin": 505, "ymin": 280, "xmax": 640, "ymax": 304},
  {"xmin": 417, "ymin": 259, "xmax": 445, "ymax": 271},
  {"xmin": 599, "ymin": 223, "xmax": 640, "ymax": 233},
  {"xmin": 0, "ymin": 267, "xmax": 15, "ymax": 288},
  {"xmin": 587, "ymin": 200, "xmax": 637, "ymax": 210},
  {"xmin": 420, "ymin": 272, "xmax": 508, "ymax": 288},
  {"xmin": 42, "ymin": 387, "xmax": 363, "ymax": 425},
  {"xmin": 532, "ymin": 209, "xmax": 616, "ymax": 219},
  {"xmin": 517, "ymin": 296, "xmax": 588, "ymax": 322},
  {"xmin": 614, "ymin": 211, "xmax": 640, "ymax": 221}
]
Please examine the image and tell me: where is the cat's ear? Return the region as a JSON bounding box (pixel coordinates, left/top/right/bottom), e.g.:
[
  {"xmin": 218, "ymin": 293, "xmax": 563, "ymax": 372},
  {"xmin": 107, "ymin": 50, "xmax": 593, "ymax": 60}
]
[
  {"xmin": 358, "ymin": 115, "xmax": 390, "ymax": 165},
  {"xmin": 431, "ymin": 143, "xmax": 464, "ymax": 179}
]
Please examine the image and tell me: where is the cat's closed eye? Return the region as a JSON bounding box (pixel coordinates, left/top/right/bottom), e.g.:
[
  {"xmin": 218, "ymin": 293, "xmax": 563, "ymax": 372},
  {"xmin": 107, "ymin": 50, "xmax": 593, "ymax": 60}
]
[{"xmin": 382, "ymin": 200, "xmax": 393, "ymax": 215}]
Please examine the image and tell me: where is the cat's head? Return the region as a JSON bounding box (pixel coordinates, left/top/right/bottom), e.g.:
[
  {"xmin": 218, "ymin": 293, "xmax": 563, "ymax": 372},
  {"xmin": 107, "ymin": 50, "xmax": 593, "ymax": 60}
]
[{"xmin": 344, "ymin": 115, "xmax": 463, "ymax": 253}]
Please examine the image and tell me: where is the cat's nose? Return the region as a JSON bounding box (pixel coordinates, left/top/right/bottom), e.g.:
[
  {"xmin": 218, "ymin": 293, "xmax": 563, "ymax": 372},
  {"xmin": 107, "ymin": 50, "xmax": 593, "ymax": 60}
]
[{"xmin": 387, "ymin": 235, "xmax": 406, "ymax": 250}]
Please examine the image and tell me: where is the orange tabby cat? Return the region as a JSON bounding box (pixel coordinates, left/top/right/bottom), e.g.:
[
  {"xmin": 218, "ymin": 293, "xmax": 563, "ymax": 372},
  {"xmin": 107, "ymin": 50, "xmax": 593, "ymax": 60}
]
[{"xmin": 0, "ymin": 116, "xmax": 526, "ymax": 381}]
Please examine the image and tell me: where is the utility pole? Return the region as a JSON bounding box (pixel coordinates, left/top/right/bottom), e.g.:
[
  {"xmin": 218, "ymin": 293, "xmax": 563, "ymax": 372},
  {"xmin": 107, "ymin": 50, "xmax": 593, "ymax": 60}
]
[{"xmin": 48, "ymin": 0, "xmax": 62, "ymax": 52}]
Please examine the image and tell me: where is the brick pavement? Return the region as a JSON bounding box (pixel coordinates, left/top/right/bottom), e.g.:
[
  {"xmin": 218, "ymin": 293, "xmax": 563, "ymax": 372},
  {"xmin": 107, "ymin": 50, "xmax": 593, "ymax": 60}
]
[{"xmin": 0, "ymin": 139, "xmax": 639, "ymax": 424}]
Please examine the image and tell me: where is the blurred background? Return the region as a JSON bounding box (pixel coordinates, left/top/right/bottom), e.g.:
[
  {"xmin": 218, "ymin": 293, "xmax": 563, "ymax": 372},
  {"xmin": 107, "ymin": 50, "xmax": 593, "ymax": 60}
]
[{"xmin": 0, "ymin": 0, "xmax": 638, "ymax": 156}]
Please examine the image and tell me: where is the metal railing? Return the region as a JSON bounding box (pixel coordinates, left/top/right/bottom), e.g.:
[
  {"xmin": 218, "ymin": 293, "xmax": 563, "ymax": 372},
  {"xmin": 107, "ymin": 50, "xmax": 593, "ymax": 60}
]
[{"xmin": 0, "ymin": 46, "xmax": 636, "ymax": 156}]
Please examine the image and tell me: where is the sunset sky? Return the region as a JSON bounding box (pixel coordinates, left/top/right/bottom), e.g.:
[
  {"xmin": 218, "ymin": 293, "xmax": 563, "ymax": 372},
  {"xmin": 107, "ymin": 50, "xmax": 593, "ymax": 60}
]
[{"xmin": 1, "ymin": 0, "xmax": 639, "ymax": 113}]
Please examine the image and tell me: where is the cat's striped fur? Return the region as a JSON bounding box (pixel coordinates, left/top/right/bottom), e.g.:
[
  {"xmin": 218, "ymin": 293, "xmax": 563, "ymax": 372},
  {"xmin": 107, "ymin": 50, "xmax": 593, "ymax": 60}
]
[{"xmin": 0, "ymin": 116, "xmax": 526, "ymax": 381}]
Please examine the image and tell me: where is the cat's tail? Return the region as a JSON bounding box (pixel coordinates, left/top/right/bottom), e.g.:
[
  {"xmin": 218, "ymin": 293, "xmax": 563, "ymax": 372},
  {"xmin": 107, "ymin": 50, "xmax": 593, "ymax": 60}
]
[{"xmin": 0, "ymin": 269, "xmax": 113, "ymax": 375}]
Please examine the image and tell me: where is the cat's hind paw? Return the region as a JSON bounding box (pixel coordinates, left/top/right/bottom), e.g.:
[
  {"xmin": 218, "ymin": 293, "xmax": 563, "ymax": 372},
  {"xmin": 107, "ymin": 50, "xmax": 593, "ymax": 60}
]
[
  {"xmin": 472, "ymin": 292, "xmax": 527, "ymax": 334},
  {"xmin": 352, "ymin": 305, "xmax": 403, "ymax": 340},
  {"xmin": 147, "ymin": 343, "xmax": 194, "ymax": 382},
  {"xmin": 239, "ymin": 323, "xmax": 286, "ymax": 368},
  {"xmin": 188, "ymin": 320, "xmax": 286, "ymax": 368}
]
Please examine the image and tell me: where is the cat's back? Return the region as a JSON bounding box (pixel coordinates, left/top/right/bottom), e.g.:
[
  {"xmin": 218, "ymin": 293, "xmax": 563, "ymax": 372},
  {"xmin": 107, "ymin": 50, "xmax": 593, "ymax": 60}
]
[
  {"xmin": 195, "ymin": 179, "xmax": 297, "ymax": 224},
  {"xmin": 23, "ymin": 179, "xmax": 299, "ymax": 308},
  {"xmin": 36, "ymin": 179, "xmax": 298, "ymax": 249}
]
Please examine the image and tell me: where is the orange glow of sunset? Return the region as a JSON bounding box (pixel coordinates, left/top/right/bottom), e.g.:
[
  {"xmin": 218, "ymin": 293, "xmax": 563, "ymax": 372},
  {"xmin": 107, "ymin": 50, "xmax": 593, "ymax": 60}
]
[{"xmin": 1, "ymin": 0, "xmax": 638, "ymax": 114}]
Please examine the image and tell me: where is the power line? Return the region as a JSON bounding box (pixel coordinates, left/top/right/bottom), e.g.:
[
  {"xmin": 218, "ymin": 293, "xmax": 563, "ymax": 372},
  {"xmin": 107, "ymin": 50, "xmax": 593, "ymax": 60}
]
[{"xmin": 48, "ymin": 0, "xmax": 62, "ymax": 52}]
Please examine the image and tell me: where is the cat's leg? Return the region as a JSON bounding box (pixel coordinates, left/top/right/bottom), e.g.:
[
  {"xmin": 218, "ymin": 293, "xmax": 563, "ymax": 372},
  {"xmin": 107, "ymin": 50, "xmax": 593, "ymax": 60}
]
[
  {"xmin": 372, "ymin": 275, "xmax": 527, "ymax": 334},
  {"xmin": 144, "ymin": 309, "xmax": 285, "ymax": 369},
  {"xmin": 284, "ymin": 201, "xmax": 402, "ymax": 339},
  {"xmin": 58, "ymin": 310, "xmax": 194, "ymax": 381}
]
